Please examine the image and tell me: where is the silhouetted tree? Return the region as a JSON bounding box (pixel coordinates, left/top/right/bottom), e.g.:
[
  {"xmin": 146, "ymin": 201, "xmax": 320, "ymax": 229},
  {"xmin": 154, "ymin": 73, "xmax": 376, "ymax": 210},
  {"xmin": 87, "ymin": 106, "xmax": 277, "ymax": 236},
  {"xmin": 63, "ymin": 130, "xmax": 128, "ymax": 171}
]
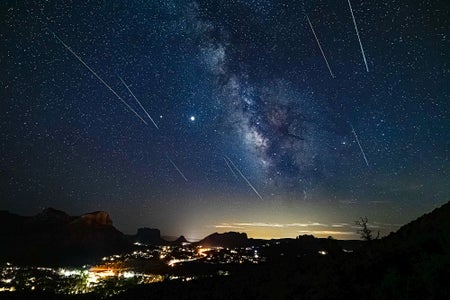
[{"xmin": 355, "ymin": 216, "xmax": 379, "ymax": 241}]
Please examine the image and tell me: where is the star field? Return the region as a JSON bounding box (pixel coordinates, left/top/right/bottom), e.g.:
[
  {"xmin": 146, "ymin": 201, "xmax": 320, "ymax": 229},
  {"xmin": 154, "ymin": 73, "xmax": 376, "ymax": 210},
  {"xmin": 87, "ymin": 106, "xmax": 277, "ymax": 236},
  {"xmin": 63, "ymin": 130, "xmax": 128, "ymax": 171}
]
[{"xmin": 1, "ymin": 0, "xmax": 448, "ymax": 240}]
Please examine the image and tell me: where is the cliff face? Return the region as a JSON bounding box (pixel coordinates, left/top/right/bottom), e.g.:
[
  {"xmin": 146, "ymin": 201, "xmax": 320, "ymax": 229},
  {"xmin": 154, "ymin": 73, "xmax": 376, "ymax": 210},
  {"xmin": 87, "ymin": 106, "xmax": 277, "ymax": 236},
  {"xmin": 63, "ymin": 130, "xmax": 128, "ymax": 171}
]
[
  {"xmin": 0, "ymin": 208, "xmax": 131, "ymax": 266},
  {"xmin": 74, "ymin": 211, "xmax": 113, "ymax": 226}
]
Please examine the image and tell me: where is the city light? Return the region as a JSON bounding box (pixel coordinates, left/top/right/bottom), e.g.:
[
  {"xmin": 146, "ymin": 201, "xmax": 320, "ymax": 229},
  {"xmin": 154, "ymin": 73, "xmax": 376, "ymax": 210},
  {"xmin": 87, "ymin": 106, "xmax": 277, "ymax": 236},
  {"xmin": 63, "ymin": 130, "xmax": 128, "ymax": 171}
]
[{"xmin": 0, "ymin": 243, "xmax": 264, "ymax": 296}]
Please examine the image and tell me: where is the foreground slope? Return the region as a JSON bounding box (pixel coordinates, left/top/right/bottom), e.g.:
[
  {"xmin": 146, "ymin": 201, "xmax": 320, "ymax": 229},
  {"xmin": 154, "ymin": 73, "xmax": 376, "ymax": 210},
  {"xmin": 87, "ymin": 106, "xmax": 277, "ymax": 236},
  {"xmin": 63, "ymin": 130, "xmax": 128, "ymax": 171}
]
[
  {"xmin": 346, "ymin": 201, "xmax": 450, "ymax": 299},
  {"xmin": 110, "ymin": 201, "xmax": 450, "ymax": 299}
]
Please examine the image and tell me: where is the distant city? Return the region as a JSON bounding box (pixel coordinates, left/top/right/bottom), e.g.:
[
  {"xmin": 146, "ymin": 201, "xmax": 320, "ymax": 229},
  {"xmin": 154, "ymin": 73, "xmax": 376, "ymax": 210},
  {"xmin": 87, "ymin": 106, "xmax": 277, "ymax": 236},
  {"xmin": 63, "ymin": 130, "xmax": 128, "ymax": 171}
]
[
  {"xmin": 0, "ymin": 243, "xmax": 266, "ymax": 296},
  {"xmin": 1, "ymin": 202, "xmax": 449, "ymax": 299}
]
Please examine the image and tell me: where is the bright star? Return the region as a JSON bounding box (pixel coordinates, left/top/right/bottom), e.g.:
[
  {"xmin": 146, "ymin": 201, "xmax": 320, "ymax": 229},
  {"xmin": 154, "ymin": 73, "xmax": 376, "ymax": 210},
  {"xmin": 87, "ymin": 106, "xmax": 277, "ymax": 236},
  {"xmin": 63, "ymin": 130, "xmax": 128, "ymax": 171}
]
[{"xmin": 190, "ymin": 116, "xmax": 195, "ymax": 121}]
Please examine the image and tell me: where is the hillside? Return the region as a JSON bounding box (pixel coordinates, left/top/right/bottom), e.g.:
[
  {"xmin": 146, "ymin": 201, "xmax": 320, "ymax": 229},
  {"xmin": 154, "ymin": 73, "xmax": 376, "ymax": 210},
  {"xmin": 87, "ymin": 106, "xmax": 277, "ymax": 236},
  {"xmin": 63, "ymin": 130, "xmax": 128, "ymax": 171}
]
[
  {"xmin": 345, "ymin": 201, "xmax": 450, "ymax": 299},
  {"xmin": 110, "ymin": 201, "xmax": 450, "ymax": 299},
  {"xmin": 0, "ymin": 208, "xmax": 131, "ymax": 266}
]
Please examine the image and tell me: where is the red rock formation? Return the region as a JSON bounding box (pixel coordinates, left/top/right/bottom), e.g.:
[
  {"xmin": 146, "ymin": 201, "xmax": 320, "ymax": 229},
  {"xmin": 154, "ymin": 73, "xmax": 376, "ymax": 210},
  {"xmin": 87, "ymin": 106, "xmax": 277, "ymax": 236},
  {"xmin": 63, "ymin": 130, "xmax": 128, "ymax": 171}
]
[{"xmin": 77, "ymin": 211, "xmax": 113, "ymax": 226}]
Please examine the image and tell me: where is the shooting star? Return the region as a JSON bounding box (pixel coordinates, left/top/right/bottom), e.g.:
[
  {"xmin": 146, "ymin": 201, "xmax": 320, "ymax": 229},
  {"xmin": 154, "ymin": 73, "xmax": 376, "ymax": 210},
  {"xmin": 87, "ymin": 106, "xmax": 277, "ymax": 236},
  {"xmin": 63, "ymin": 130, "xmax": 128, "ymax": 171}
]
[
  {"xmin": 306, "ymin": 15, "xmax": 335, "ymax": 78},
  {"xmin": 350, "ymin": 124, "xmax": 369, "ymax": 167},
  {"xmin": 347, "ymin": 0, "xmax": 369, "ymax": 72},
  {"xmin": 224, "ymin": 157, "xmax": 238, "ymax": 179},
  {"xmin": 166, "ymin": 155, "xmax": 188, "ymax": 182},
  {"xmin": 117, "ymin": 75, "xmax": 160, "ymax": 130},
  {"xmin": 50, "ymin": 31, "xmax": 148, "ymax": 125},
  {"xmin": 224, "ymin": 155, "xmax": 264, "ymax": 201}
]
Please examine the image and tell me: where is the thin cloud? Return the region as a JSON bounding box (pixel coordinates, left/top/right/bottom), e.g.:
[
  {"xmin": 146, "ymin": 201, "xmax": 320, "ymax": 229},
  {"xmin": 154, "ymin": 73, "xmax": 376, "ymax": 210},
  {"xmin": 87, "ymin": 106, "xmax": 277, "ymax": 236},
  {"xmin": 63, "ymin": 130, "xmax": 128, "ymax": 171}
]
[
  {"xmin": 331, "ymin": 223, "xmax": 350, "ymax": 228},
  {"xmin": 234, "ymin": 222, "xmax": 284, "ymax": 228},
  {"xmin": 214, "ymin": 222, "xmax": 330, "ymax": 229},
  {"xmin": 214, "ymin": 225, "xmax": 245, "ymax": 229},
  {"xmin": 298, "ymin": 230, "xmax": 356, "ymax": 236}
]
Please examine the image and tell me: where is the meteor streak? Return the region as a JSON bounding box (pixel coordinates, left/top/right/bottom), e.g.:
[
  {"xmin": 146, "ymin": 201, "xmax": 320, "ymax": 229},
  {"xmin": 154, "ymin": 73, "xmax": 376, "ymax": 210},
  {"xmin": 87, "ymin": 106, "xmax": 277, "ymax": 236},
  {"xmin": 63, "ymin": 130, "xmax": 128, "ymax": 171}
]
[
  {"xmin": 167, "ymin": 155, "xmax": 188, "ymax": 182},
  {"xmin": 224, "ymin": 155, "xmax": 264, "ymax": 201},
  {"xmin": 350, "ymin": 124, "xmax": 369, "ymax": 167},
  {"xmin": 52, "ymin": 31, "xmax": 192, "ymax": 183},
  {"xmin": 51, "ymin": 31, "xmax": 148, "ymax": 125},
  {"xmin": 224, "ymin": 157, "xmax": 238, "ymax": 179},
  {"xmin": 306, "ymin": 15, "xmax": 335, "ymax": 78},
  {"xmin": 117, "ymin": 75, "xmax": 160, "ymax": 130},
  {"xmin": 347, "ymin": 0, "xmax": 369, "ymax": 72}
]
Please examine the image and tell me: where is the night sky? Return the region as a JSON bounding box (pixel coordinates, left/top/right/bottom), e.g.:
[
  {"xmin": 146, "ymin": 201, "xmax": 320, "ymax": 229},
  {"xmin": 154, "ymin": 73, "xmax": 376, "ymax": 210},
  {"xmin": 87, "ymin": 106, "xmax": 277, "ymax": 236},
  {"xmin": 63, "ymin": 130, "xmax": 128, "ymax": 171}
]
[{"xmin": 1, "ymin": 0, "xmax": 449, "ymax": 240}]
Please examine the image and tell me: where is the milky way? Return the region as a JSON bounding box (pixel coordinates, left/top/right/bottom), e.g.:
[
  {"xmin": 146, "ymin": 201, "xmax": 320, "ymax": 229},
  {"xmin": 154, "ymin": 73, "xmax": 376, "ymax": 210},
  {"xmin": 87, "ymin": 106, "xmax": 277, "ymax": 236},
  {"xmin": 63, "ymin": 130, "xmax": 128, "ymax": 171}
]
[{"xmin": 1, "ymin": 0, "xmax": 448, "ymax": 239}]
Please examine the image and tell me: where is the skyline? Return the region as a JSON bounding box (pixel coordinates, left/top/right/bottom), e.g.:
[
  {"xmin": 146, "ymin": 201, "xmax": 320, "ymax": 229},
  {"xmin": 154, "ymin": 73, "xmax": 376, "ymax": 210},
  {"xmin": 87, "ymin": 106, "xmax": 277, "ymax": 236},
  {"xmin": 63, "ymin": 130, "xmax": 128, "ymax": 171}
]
[{"xmin": 1, "ymin": 0, "xmax": 448, "ymax": 241}]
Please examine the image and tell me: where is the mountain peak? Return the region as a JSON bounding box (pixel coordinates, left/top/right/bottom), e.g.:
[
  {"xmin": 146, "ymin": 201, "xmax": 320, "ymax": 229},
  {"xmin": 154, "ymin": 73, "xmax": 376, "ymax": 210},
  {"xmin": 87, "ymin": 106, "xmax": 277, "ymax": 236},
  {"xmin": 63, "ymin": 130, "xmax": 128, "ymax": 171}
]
[
  {"xmin": 0, "ymin": 208, "xmax": 130, "ymax": 265},
  {"xmin": 174, "ymin": 235, "xmax": 189, "ymax": 244},
  {"xmin": 35, "ymin": 207, "xmax": 71, "ymax": 222}
]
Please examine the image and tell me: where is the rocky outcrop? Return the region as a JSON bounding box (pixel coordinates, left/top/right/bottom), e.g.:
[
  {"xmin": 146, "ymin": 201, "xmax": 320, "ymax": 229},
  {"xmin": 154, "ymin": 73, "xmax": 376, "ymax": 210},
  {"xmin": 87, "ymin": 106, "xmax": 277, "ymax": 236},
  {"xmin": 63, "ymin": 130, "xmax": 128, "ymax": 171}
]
[
  {"xmin": 0, "ymin": 208, "xmax": 131, "ymax": 266},
  {"xmin": 198, "ymin": 232, "xmax": 248, "ymax": 248},
  {"xmin": 131, "ymin": 227, "xmax": 163, "ymax": 245},
  {"xmin": 34, "ymin": 207, "xmax": 72, "ymax": 223},
  {"xmin": 73, "ymin": 211, "xmax": 113, "ymax": 226}
]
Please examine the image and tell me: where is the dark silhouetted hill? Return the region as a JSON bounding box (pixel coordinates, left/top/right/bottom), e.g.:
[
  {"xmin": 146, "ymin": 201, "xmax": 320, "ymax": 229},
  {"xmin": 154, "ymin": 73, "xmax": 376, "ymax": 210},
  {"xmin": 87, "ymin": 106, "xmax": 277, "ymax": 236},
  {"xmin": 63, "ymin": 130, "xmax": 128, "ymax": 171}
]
[
  {"xmin": 0, "ymin": 208, "xmax": 131, "ymax": 266},
  {"xmin": 171, "ymin": 235, "xmax": 189, "ymax": 245},
  {"xmin": 345, "ymin": 201, "xmax": 450, "ymax": 299},
  {"xmin": 197, "ymin": 232, "xmax": 249, "ymax": 248},
  {"xmin": 128, "ymin": 227, "xmax": 164, "ymax": 245},
  {"xmin": 1, "ymin": 202, "xmax": 449, "ymax": 299},
  {"xmin": 385, "ymin": 201, "xmax": 450, "ymax": 245},
  {"xmin": 111, "ymin": 201, "xmax": 450, "ymax": 300}
]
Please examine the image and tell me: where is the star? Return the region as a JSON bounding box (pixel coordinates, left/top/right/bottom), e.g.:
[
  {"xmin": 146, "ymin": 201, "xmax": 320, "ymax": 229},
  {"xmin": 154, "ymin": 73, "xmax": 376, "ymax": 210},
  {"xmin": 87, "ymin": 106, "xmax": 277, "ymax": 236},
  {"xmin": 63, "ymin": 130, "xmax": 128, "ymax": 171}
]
[{"xmin": 0, "ymin": 0, "xmax": 447, "ymax": 241}]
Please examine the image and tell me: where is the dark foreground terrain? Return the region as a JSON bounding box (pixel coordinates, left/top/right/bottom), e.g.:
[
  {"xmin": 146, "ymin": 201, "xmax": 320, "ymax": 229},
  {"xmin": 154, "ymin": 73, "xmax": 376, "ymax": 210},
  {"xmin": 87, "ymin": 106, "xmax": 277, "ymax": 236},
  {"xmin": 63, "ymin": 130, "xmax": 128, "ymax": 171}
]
[{"xmin": 1, "ymin": 201, "xmax": 449, "ymax": 299}]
